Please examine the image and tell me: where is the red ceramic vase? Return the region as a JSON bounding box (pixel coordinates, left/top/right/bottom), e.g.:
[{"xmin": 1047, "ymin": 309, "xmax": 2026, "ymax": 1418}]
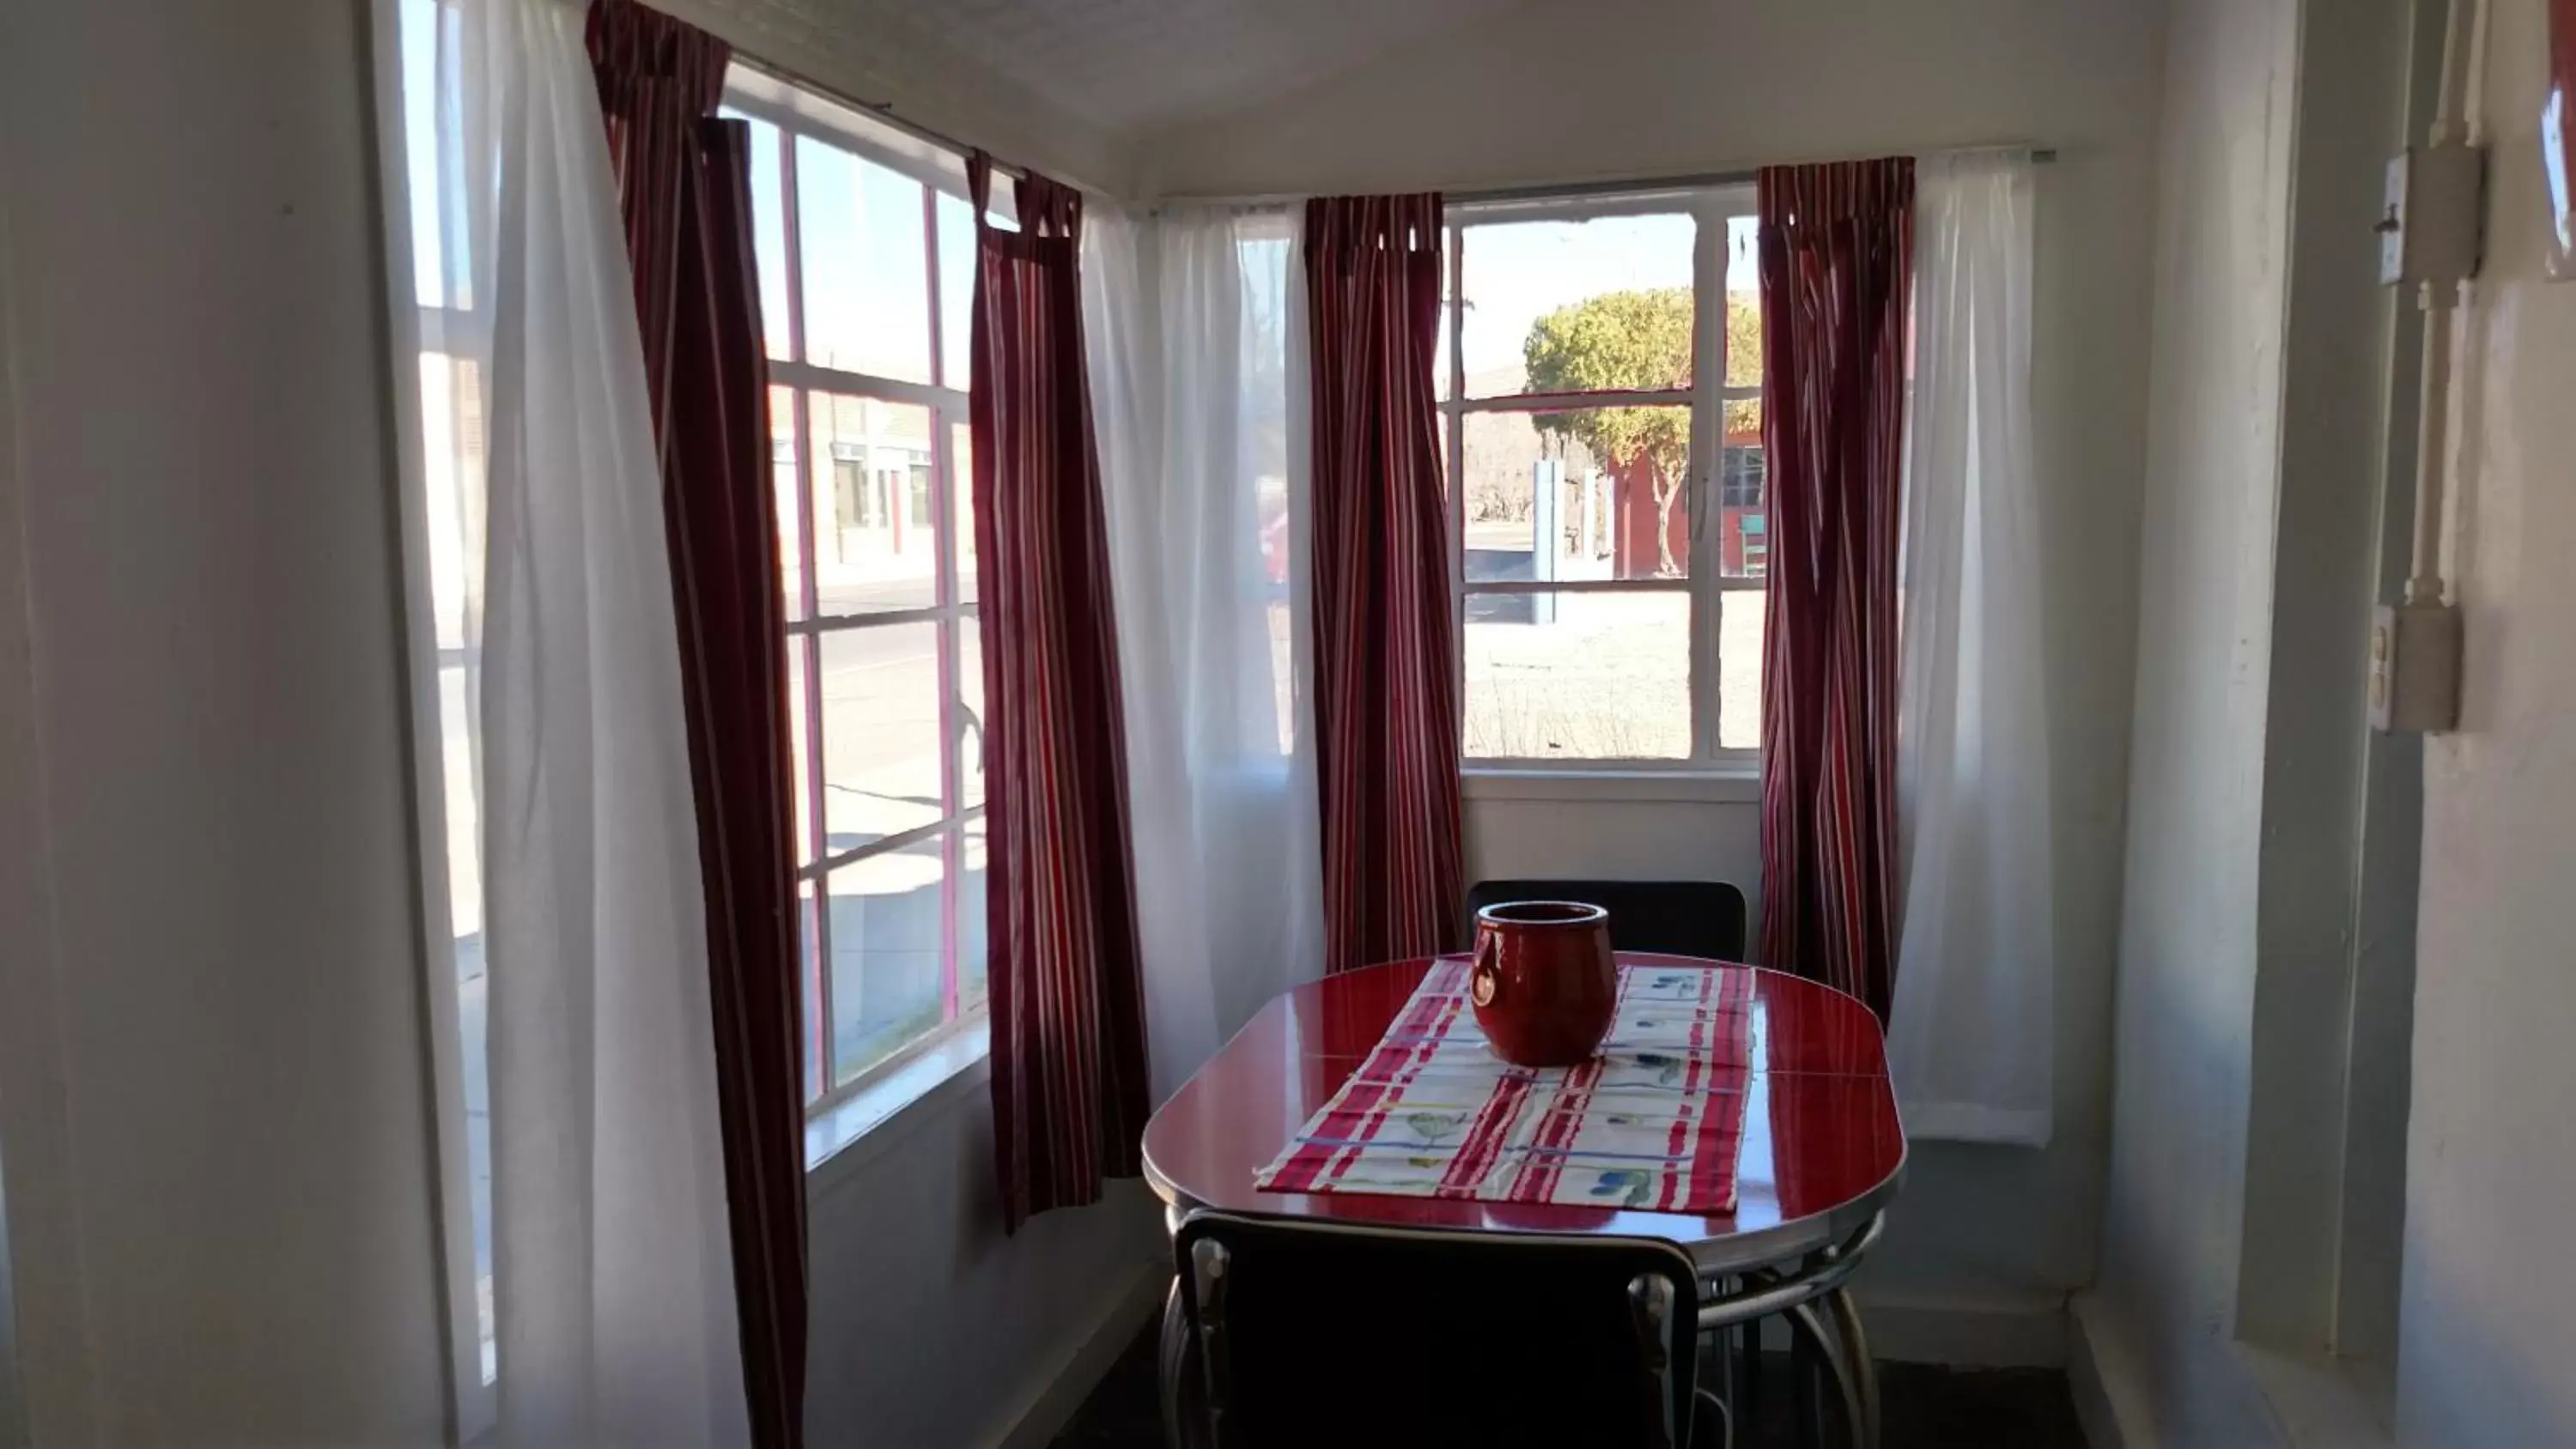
[{"xmin": 1469, "ymin": 901, "xmax": 1617, "ymax": 1068}]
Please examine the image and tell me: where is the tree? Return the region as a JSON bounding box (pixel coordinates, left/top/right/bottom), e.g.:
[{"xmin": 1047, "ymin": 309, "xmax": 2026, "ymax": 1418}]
[{"xmin": 1522, "ymin": 288, "xmax": 1762, "ymax": 575}]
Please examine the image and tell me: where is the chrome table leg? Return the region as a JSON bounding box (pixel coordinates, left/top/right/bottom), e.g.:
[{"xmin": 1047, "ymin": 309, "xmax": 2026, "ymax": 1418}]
[
  {"xmin": 1158, "ymin": 1276, "xmax": 1196, "ymax": 1449},
  {"xmin": 1787, "ymin": 1296, "xmax": 1869, "ymax": 1449},
  {"xmin": 1824, "ymin": 1285, "xmax": 1879, "ymax": 1448}
]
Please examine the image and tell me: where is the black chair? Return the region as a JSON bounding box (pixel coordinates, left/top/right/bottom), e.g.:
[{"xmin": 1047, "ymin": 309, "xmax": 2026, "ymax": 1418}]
[
  {"xmin": 1464, "ymin": 879, "xmax": 1748, "ymax": 962},
  {"xmin": 1168, "ymin": 1210, "xmax": 1723, "ymax": 1449}
]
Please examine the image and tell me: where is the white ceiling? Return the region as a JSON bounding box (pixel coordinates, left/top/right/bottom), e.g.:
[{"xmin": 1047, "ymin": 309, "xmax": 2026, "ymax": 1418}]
[{"xmin": 866, "ymin": 0, "xmax": 1528, "ymax": 134}]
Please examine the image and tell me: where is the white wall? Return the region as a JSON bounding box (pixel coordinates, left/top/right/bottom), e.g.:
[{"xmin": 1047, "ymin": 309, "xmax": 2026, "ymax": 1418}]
[
  {"xmin": 2081, "ymin": 0, "xmax": 2301, "ymax": 1439},
  {"xmin": 1147, "ymin": 0, "xmax": 2168, "ymax": 1352},
  {"xmin": 1462, "ymin": 783, "xmax": 1761, "ymax": 912},
  {"xmin": 805, "ymin": 1075, "xmax": 1166, "ymax": 1446},
  {"xmin": 2397, "ymin": 0, "xmax": 2576, "ymax": 1440},
  {"xmin": 0, "ymin": 0, "xmax": 449, "ymax": 1441}
]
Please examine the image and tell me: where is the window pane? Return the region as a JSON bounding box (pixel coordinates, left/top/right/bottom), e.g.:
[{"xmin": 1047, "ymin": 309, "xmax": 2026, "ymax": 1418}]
[
  {"xmin": 1723, "ymin": 215, "xmax": 1761, "ymax": 386},
  {"xmin": 457, "ymin": 903, "xmax": 493, "ymax": 1385},
  {"xmin": 399, "ymin": 0, "xmax": 448, "ymax": 307},
  {"xmin": 1456, "ymin": 212, "xmax": 1696, "ymax": 398},
  {"xmin": 439, "ymin": 665, "xmax": 495, "ymax": 1385},
  {"xmin": 772, "ymin": 385, "xmax": 805, "ymax": 619},
  {"xmin": 808, "ymin": 392, "xmax": 936, "ymax": 615},
  {"xmin": 938, "ymin": 191, "xmax": 975, "ymax": 390},
  {"xmin": 1719, "ymin": 399, "xmax": 1765, "ymax": 579},
  {"xmin": 742, "ymin": 114, "xmax": 794, "ymax": 362},
  {"xmin": 951, "ymin": 422, "xmax": 978, "ymax": 604},
  {"xmin": 1462, "ymin": 406, "xmax": 1689, "ymax": 584},
  {"xmin": 1465, "ymin": 590, "xmax": 1690, "ymax": 760},
  {"xmin": 825, "ymin": 835, "xmax": 947, "ymax": 1084},
  {"xmin": 417, "ymin": 353, "xmax": 487, "ymax": 651},
  {"xmin": 787, "ymin": 637, "xmax": 817, "ymax": 864},
  {"xmin": 818, "ymin": 624, "xmax": 942, "ymax": 853},
  {"xmin": 958, "ymin": 817, "xmax": 988, "ymax": 1014},
  {"xmin": 434, "ymin": 664, "xmax": 483, "ymax": 941},
  {"xmin": 1239, "ymin": 236, "xmax": 1297, "ymax": 763},
  {"xmin": 958, "ymin": 615, "xmax": 985, "ymax": 810},
  {"xmin": 799, "ymin": 878, "xmax": 823, "ymax": 1100},
  {"xmin": 1719, "ymin": 589, "xmax": 1766, "ymax": 751},
  {"xmin": 1268, "ymin": 598, "xmax": 1297, "ymax": 756},
  {"xmin": 795, "ymin": 136, "xmax": 933, "ymax": 382}
]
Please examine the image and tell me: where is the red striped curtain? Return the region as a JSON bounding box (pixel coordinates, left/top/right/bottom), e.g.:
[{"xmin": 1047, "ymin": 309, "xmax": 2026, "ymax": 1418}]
[
  {"xmin": 1303, "ymin": 195, "xmax": 1466, "ymax": 977},
  {"xmin": 1754, "ymin": 159, "xmax": 1914, "ymax": 1022},
  {"xmin": 585, "ymin": 4, "xmax": 805, "ymax": 1443},
  {"xmin": 967, "ymin": 154, "xmax": 1153, "ymax": 1232}
]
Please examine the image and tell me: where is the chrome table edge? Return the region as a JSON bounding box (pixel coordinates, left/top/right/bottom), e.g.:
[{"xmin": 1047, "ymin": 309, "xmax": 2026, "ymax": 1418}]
[{"xmin": 1141, "ymin": 1145, "xmax": 1905, "ymax": 1279}]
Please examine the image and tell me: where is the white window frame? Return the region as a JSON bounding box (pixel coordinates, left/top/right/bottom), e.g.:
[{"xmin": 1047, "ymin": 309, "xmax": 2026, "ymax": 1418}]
[
  {"xmin": 720, "ymin": 65, "xmax": 995, "ymax": 1123},
  {"xmin": 1444, "ymin": 185, "xmax": 1764, "ymax": 775},
  {"xmin": 374, "ymin": 0, "xmax": 496, "ymax": 1432}
]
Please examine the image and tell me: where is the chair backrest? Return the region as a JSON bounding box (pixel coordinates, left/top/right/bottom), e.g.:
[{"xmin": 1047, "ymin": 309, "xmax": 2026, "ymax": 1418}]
[
  {"xmin": 1172, "ymin": 1211, "xmax": 1703, "ymax": 1449},
  {"xmin": 1464, "ymin": 879, "xmax": 1748, "ymax": 962}
]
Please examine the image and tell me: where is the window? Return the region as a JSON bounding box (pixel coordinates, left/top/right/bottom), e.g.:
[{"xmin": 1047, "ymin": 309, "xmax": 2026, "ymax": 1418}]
[
  {"xmin": 722, "ymin": 68, "xmax": 997, "ymax": 1108},
  {"xmin": 1443, "ymin": 191, "xmax": 1765, "ymax": 766}
]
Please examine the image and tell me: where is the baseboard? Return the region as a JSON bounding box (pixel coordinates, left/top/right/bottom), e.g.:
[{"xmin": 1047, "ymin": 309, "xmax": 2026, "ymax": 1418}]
[
  {"xmin": 2068, "ymin": 1292, "xmax": 2152, "ymax": 1449},
  {"xmin": 988, "ymin": 1262, "xmax": 1167, "ymax": 1449},
  {"xmin": 1849, "ymin": 1289, "xmax": 2069, "ymax": 1368}
]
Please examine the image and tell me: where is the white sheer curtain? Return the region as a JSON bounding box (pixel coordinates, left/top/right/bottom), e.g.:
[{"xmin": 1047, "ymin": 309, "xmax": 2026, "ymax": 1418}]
[
  {"xmin": 1888, "ymin": 151, "xmax": 2054, "ymax": 1147},
  {"xmin": 447, "ymin": 0, "xmax": 750, "ymax": 1440},
  {"xmin": 1084, "ymin": 204, "xmax": 1325, "ymax": 1101}
]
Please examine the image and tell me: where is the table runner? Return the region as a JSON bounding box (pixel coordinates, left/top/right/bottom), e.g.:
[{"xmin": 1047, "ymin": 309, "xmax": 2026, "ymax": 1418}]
[{"xmin": 1256, "ymin": 961, "xmax": 1757, "ymax": 1212}]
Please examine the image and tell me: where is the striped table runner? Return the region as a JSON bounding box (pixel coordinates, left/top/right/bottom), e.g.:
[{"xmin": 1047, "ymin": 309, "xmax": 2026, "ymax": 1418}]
[{"xmin": 1255, "ymin": 961, "xmax": 1757, "ymax": 1212}]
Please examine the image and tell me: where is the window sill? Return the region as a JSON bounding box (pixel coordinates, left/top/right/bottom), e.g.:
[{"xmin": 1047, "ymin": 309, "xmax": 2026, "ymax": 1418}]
[
  {"xmin": 2236, "ymin": 1342, "xmax": 2395, "ymax": 1449},
  {"xmin": 805, "ymin": 1022, "xmax": 992, "ymax": 1185},
  {"xmin": 1461, "ymin": 767, "xmax": 1762, "ymax": 803}
]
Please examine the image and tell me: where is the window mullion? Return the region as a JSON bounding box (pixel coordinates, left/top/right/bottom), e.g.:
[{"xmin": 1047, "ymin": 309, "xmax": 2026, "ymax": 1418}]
[
  {"xmin": 770, "ymin": 357, "xmax": 965, "ymax": 412},
  {"xmin": 798, "ymin": 417, "xmax": 831, "ymax": 1094},
  {"xmin": 1456, "ymin": 387, "xmax": 1695, "ymax": 413},
  {"xmin": 781, "ymin": 118, "xmax": 830, "ymax": 1085},
  {"xmin": 1687, "ymin": 196, "xmax": 1724, "ymax": 764},
  {"xmin": 801, "ymin": 815, "xmax": 960, "ymax": 880},
  {"xmin": 779, "ymin": 122, "xmax": 805, "ymax": 366},
  {"xmin": 788, "ymin": 602, "xmax": 958, "ymax": 633},
  {"xmin": 924, "ymin": 184, "xmax": 963, "ymax": 1025},
  {"xmin": 1447, "ymin": 217, "xmax": 1468, "ymax": 743}
]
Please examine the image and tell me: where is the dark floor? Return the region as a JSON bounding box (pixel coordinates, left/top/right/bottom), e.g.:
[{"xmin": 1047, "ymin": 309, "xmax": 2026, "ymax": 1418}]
[{"xmin": 1052, "ymin": 1320, "xmax": 2087, "ymax": 1448}]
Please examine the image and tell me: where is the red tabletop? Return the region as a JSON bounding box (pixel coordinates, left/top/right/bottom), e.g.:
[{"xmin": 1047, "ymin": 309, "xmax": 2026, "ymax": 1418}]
[{"xmin": 1141, "ymin": 953, "xmax": 1905, "ymax": 1273}]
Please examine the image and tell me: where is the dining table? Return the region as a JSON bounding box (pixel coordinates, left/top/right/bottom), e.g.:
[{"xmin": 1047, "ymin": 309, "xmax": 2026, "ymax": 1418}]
[{"xmin": 1141, "ymin": 951, "xmax": 1906, "ymax": 1446}]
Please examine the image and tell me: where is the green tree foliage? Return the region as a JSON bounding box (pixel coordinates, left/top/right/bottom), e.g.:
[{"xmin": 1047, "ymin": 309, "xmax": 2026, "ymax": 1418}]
[{"xmin": 1523, "ymin": 288, "xmax": 1762, "ymax": 575}]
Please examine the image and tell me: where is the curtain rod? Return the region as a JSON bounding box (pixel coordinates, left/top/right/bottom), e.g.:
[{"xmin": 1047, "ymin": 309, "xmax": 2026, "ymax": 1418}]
[{"xmin": 1157, "ymin": 145, "xmax": 2057, "ymax": 210}]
